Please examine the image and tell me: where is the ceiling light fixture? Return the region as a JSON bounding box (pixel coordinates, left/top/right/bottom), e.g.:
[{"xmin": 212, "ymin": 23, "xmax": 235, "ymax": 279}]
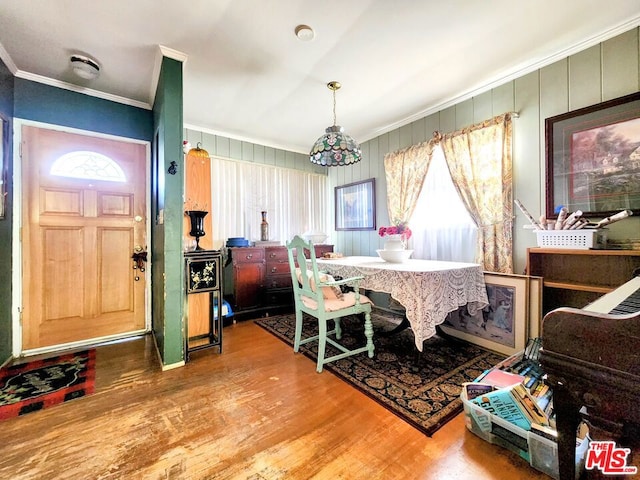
[
  {"xmin": 70, "ymin": 54, "xmax": 100, "ymax": 80},
  {"xmin": 310, "ymin": 81, "xmax": 361, "ymax": 167},
  {"xmin": 295, "ymin": 25, "xmax": 314, "ymax": 41}
]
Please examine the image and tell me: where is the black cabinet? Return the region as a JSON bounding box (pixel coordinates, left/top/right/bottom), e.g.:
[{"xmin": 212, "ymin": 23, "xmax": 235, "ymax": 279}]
[{"xmin": 184, "ymin": 250, "xmax": 223, "ymax": 360}]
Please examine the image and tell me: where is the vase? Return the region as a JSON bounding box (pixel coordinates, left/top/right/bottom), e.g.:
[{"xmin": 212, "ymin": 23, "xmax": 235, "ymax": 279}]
[
  {"xmin": 186, "ymin": 210, "xmax": 208, "ymax": 250},
  {"xmin": 384, "ymin": 234, "xmax": 405, "ymax": 251},
  {"xmin": 260, "ymin": 211, "xmax": 269, "ymax": 241}
]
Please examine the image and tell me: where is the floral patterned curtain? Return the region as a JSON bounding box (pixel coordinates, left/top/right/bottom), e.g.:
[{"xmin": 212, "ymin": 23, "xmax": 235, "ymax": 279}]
[
  {"xmin": 383, "ymin": 139, "xmax": 437, "ymax": 227},
  {"xmin": 440, "ymin": 113, "xmax": 514, "ymax": 273}
]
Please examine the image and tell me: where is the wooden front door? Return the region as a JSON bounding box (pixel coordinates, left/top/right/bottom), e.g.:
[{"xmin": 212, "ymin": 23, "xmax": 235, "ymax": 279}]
[{"xmin": 21, "ymin": 126, "xmax": 148, "ymax": 350}]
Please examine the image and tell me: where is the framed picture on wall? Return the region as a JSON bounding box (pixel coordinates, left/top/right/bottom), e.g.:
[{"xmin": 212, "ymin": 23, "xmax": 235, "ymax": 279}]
[
  {"xmin": 335, "ymin": 178, "xmax": 376, "ymax": 231},
  {"xmin": 545, "ymin": 91, "xmax": 640, "ymax": 218},
  {"xmin": 440, "ymin": 272, "xmax": 529, "ymax": 356}
]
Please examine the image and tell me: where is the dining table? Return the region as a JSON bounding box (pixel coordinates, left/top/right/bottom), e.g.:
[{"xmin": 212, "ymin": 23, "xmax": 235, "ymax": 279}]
[{"xmin": 314, "ymin": 256, "xmax": 488, "ymax": 351}]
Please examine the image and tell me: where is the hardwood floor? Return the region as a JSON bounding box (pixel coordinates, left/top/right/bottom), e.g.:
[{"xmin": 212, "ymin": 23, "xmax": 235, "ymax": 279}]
[{"xmin": 0, "ymin": 320, "xmax": 553, "ymax": 480}]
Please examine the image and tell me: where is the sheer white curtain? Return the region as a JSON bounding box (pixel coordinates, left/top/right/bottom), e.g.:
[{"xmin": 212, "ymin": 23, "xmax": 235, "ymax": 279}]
[
  {"xmin": 409, "ymin": 145, "xmax": 478, "ymax": 263},
  {"xmin": 209, "ymin": 157, "xmax": 328, "ymax": 248}
]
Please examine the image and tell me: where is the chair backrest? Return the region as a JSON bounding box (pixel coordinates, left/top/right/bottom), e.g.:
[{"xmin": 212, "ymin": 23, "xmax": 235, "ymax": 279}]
[{"xmin": 286, "ymin": 235, "xmax": 325, "ymax": 311}]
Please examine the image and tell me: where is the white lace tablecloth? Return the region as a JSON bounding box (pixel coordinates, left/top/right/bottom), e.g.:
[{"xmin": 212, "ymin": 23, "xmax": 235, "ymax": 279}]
[{"xmin": 314, "ymin": 256, "xmax": 488, "ymax": 351}]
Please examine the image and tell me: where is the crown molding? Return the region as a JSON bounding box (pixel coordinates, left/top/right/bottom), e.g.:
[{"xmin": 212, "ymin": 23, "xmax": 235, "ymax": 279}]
[
  {"xmin": 148, "ymin": 45, "xmax": 189, "ymax": 110},
  {"xmin": 0, "ymin": 42, "xmax": 18, "ymax": 74},
  {"xmin": 183, "ymin": 122, "xmax": 307, "ymax": 155},
  {"xmin": 13, "ymin": 70, "xmax": 151, "ymax": 110}
]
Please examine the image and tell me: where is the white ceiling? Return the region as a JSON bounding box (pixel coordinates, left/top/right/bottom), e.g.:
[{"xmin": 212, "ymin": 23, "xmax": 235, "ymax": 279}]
[{"xmin": 1, "ymin": 1, "xmax": 639, "ymax": 154}]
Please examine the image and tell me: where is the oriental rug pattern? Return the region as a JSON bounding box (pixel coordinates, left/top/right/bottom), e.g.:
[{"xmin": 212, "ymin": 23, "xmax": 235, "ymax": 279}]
[
  {"xmin": 256, "ymin": 311, "xmax": 504, "ymax": 436},
  {"xmin": 0, "ymin": 349, "xmax": 96, "ymax": 420}
]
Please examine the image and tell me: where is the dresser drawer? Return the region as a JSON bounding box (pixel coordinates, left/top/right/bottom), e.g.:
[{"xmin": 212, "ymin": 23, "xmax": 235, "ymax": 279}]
[
  {"xmin": 264, "ymin": 274, "xmax": 292, "ymax": 289},
  {"xmin": 266, "ymin": 262, "xmax": 291, "ymax": 276},
  {"xmin": 263, "ymin": 288, "xmax": 294, "ymax": 307},
  {"xmin": 231, "ymin": 247, "xmax": 265, "ymax": 264},
  {"xmin": 265, "ymin": 246, "xmax": 288, "ymax": 263}
]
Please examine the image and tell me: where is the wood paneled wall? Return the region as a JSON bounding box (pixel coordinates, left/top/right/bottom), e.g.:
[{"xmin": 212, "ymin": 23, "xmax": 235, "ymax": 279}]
[
  {"xmin": 331, "ymin": 26, "xmax": 640, "ymax": 274},
  {"xmin": 182, "ymin": 129, "xmax": 323, "ymax": 174}
]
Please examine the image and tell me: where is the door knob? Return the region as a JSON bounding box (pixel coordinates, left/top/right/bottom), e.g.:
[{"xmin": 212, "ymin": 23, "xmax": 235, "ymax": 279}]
[{"xmin": 131, "ymin": 249, "xmax": 148, "ymax": 278}]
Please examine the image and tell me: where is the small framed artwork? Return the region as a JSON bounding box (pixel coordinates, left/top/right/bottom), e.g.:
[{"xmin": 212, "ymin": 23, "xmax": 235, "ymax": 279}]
[
  {"xmin": 545, "ymin": 91, "xmax": 640, "ymax": 218},
  {"xmin": 335, "ymin": 178, "xmax": 376, "ymax": 231},
  {"xmin": 528, "ymin": 276, "xmax": 543, "ymax": 340},
  {"xmin": 441, "ymin": 272, "xmax": 529, "ymax": 356},
  {"xmin": 185, "ymin": 252, "xmax": 221, "ymax": 293}
]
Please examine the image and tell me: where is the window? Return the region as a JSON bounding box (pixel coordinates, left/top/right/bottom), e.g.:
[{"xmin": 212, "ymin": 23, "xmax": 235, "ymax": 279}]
[
  {"xmin": 50, "ymin": 151, "xmax": 126, "ymax": 182},
  {"xmin": 211, "ymin": 158, "xmax": 328, "ymax": 246},
  {"xmin": 410, "ymin": 145, "xmax": 477, "ymax": 262}
]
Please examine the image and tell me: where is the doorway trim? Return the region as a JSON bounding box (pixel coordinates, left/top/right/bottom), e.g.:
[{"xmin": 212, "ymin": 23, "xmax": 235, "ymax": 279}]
[{"xmin": 12, "ymin": 118, "xmax": 152, "ymax": 357}]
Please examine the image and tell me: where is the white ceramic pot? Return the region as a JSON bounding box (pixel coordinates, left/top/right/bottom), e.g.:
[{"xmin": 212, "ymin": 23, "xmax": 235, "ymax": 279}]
[{"xmin": 383, "ymin": 234, "xmax": 405, "ymax": 251}]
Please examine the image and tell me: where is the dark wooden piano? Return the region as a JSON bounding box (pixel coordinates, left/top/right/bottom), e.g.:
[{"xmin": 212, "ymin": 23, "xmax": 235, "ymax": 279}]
[{"xmin": 540, "ymin": 276, "xmax": 640, "ymax": 479}]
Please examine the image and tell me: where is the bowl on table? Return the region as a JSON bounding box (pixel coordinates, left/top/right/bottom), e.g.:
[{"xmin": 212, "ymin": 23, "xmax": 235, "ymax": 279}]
[{"xmin": 376, "ymin": 249, "xmax": 413, "ymax": 263}]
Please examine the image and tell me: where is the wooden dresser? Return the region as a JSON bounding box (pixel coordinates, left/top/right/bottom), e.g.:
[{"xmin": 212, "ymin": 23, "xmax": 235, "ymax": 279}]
[
  {"xmin": 264, "ymin": 246, "xmax": 294, "ymax": 309},
  {"xmin": 227, "ymin": 247, "xmax": 264, "ymax": 312},
  {"xmin": 227, "ymin": 244, "xmax": 333, "ymax": 315}
]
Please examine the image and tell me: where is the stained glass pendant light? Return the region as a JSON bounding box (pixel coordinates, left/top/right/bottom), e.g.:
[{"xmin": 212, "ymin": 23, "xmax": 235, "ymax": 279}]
[{"xmin": 310, "ymin": 81, "xmax": 361, "ymax": 166}]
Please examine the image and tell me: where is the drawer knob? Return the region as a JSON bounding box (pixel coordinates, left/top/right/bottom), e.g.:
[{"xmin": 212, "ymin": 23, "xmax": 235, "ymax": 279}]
[
  {"xmin": 245, "ymin": 254, "xmax": 253, "ymax": 259},
  {"xmin": 583, "ymin": 392, "xmax": 600, "ymax": 408}
]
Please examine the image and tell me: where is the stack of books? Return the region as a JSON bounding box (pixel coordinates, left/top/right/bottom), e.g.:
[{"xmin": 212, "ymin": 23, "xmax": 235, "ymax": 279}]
[
  {"xmin": 463, "ymin": 380, "xmax": 549, "ymax": 431},
  {"xmin": 468, "ymin": 338, "xmax": 554, "ymax": 429}
]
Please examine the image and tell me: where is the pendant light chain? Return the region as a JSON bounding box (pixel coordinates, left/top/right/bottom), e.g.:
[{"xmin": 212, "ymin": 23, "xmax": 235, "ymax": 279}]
[{"xmin": 332, "ymin": 87, "xmax": 337, "ymax": 126}]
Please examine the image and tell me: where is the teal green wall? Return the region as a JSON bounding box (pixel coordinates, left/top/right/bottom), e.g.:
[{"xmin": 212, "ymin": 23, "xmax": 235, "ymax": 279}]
[
  {"xmin": 152, "ymin": 57, "xmax": 185, "ymax": 366},
  {"xmin": 14, "ymin": 79, "xmax": 152, "ymax": 141},
  {"xmin": 0, "ymin": 58, "xmax": 15, "ymax": 364}
]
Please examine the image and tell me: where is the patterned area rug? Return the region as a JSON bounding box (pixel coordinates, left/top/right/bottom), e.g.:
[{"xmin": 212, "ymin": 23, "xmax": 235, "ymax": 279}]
[
  {"xmin": 256, "ymin": 312, "xmax": 504, "ymax": 436},
  {"xmin": 0, "ymin": 349, "xmax": 96, "ymax": 420}
]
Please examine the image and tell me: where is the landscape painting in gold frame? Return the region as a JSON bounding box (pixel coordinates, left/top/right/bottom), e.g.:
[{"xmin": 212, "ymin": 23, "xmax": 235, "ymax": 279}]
[
  {"xmin": 545, "ymin": 91, "xmax": 640, "ymax": 218},
  {"xmin": 441, "ymin": 272, "xmax": 529, "ymax": 356}
]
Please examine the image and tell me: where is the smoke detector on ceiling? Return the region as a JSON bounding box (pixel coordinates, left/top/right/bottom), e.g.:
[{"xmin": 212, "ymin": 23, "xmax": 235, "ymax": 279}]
[
  {"xmin": 70, "ymin": 54, "xmax": 100, "ymax": 80},
  {"xmin": 295, "ymin": 25, "xmax": 314, "ymax": 41}
]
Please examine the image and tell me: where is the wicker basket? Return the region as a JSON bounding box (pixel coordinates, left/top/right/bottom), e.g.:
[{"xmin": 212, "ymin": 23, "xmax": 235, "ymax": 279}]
[{"xmin": 534, "ymin": 229, "xmax": 607, "ymax": 249}]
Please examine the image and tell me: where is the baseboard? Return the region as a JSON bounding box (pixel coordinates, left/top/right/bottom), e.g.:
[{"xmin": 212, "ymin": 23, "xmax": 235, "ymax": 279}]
[
  {"xmin": 0, "ymin": 355, "xmax": 14, "ymax": 370},
  {"xmin": 151, "ymin": 333, "xmax": 186, "ymax": 371}
]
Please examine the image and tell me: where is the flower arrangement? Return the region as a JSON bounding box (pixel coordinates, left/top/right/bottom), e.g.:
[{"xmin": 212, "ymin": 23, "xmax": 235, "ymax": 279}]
[{"xmin": 378, "ymin": 223, "xmax": 412, "ymax": 240}]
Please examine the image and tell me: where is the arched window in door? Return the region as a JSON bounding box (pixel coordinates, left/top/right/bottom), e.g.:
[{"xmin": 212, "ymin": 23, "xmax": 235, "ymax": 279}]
[{"xmin": 50, "ymin": 150, "xmax": 126, "ymax": 182}]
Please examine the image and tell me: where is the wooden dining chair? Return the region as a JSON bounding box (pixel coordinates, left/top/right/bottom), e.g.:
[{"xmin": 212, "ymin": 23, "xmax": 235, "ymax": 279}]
[{"xmin": 286, "ymin": 235, "xmax": 375, "ymax": 372}]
